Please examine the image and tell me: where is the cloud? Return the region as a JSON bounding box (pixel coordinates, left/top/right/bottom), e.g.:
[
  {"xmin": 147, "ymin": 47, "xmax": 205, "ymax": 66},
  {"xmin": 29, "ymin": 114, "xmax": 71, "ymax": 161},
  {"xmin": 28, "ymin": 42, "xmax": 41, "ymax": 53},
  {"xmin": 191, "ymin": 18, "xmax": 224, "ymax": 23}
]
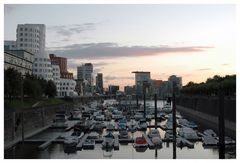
[
  {"xmin": 47, "ymin": 23, "xmax": 97, "ymax": 37},
  {"xmin": 4, "ymin": 5, "xmax": 18, "ymax": 14},
  {"xmin": 93, "ymin": 68, "xmax": 104, "ymax": 74},
  {"xmin": 104, "ymin": 75, "xmax": 134, "ymax": 81},
  {"xmin": 46, "ymin": 42, "xmax": 213, "ymax": 60},
  {"xmin": 195, "ymin": 68, "xmax": 211, "ymax": 71},
  {"xmin": 221, "ymin": 63, "xmax": 230, "ymax": 66}
]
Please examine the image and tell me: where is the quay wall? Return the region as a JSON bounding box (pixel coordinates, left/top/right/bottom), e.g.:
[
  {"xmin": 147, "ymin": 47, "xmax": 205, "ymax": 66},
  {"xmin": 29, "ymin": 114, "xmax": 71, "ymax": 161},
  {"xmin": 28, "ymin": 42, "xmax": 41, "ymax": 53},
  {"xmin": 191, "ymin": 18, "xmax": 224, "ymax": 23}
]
[
  {"xmin": 4, "ymin": 103, "xmax": 74, "ymax": 149},
  {"xmin": 175, "ymin": 95, "xmax": 236, "ymax": 139}
]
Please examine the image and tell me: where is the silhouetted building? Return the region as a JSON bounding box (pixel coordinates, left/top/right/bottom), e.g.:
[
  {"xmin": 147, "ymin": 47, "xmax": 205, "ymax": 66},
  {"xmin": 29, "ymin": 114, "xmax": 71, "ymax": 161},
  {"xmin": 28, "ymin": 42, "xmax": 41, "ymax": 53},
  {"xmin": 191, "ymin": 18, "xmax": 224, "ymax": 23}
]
[
  {"xmin": 96, "ymin": 73, "xmax": 103, "ymax": 94},
  {"xmin": 124, "ymin": 85, "xmax": 135, "ymax": 95},
  {"xmin": 132, "ymin": 71, "xmax": 151, "ymax": 96},
  {"xmin": 108, "ymin": 85, "xmax": 119, "ymax": 95}
]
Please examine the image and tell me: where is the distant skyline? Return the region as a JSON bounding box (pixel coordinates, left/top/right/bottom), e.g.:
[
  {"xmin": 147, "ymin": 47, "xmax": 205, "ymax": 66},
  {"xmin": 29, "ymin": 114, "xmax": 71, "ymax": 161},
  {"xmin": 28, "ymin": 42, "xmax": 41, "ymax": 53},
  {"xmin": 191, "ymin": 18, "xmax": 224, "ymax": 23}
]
[{"xmin": 4, "ymin": 4, "xmax": 236, "ymax": 90}]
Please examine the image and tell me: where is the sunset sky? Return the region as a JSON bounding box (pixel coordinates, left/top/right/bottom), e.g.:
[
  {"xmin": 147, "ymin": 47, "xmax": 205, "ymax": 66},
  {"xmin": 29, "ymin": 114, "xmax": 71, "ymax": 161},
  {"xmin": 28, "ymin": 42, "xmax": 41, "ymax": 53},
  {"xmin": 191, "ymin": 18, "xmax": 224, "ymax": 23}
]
[{"xmin": 4, "ymin": 4, "xmax": 236, "ymax": 90}]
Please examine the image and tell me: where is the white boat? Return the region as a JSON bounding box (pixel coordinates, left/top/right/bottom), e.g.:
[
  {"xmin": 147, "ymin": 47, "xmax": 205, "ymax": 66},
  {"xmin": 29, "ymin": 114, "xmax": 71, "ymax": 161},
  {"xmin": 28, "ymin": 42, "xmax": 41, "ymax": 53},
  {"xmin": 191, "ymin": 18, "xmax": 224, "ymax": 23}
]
[
  {"xmin": 83, "ymin": 139, "xmax": 95, "ymax": 150},
  {"xmin": 178, "ymin": 119, "xmax": 198, "ymax": 129},
  {"xmin": 119, "ymin": 130, "xmax": 129, "ymax": 139},
  {"xmin": 138, "ymin": 119, "xmax": 147, "ymax": 130},
  {"xmin": 164, "ymin": 130, "xmax": 173, "ymax": 140},
  {"xmin": 202, "ymin": 135, "xmax": 218, "ymax": 146},
  {"xmin": 88, "ymin": 132, "xmax": 100, "ymax": 139},
  {"xmin": 52, "ymin": 113, "xmax": 68, "ymax": 128},
  {"xmin": 106, "ymin": 122, "xmax": 115, "ymax": 131},
  {"xmin": 152, "ymin": 137, "xmax": 162, "ymax": 148},
  {"xmin": 178, "ymin": 127, "xmax": 199, "ymax": 140},
  {"xmin": 134, "ymin": 113, "xmax": 144, "ymax": 120},
  {"xmin": 127, "ymin": 120, "xmax": 138, "ymax": 132},
  {"xmin": 203, "ymin": 129, "xmax": 217, "ymax": 137},
  {"xmin": 63, "ymin": 137, "xmax": 78, "ymax": 153},
  {"xmin": 177, "ymin": 137, "xmax": 194, "ymax": 148},
  {"xmin": 148, "ymin": 129, "xmax": 161, "ymax": 139},
  {"xmin": 102, "ymin": 132, "xmax": 115, "ymax": 150}
]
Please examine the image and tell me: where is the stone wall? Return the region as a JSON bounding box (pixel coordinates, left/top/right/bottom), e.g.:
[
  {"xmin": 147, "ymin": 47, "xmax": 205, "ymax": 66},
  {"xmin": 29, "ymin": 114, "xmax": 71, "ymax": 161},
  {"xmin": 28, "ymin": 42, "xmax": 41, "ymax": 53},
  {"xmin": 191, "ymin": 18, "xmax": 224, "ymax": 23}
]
[
  {"xmin": 175, "ymin": 96, "xmax": 236, "ymax": 122},
  {"xmin": 4, "ymin": 103, "xmax": 74, "ymax": 146},
  {"xmin": 175, "ymin": 95, "xmax": 236, "ymax": 139}
]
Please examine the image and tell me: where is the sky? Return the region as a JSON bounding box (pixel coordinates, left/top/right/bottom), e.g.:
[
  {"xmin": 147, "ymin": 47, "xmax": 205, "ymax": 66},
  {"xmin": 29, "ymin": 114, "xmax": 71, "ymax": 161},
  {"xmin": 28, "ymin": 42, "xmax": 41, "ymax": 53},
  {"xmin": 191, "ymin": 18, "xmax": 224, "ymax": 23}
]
[{"xmin": 4, "ymin": 4, "xmax": 236, "ymax": 90}]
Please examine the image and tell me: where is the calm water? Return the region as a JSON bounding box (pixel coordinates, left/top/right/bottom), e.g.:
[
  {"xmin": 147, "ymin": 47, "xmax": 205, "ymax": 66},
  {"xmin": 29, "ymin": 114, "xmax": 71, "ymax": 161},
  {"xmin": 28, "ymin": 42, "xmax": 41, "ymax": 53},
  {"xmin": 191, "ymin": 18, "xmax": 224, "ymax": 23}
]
[{"xmin": 4, "ymin": 100, "xmax": 236, "ymax": 159}]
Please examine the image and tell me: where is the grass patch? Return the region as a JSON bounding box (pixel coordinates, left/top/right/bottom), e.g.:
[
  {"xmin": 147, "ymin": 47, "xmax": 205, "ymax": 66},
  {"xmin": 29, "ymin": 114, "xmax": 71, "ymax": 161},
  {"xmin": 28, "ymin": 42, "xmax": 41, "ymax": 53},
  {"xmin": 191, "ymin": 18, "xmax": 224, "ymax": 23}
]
[
  {"xmin": 5, "ymin": 98, "xmax": 37, "ymax": 109},
  {"xmin": 39, "ymin": 98, "xmax": 66, "ymax": 107},
  {"xmin": 5, "ymin": 98, "xmax": 67, "ymax": 109}
]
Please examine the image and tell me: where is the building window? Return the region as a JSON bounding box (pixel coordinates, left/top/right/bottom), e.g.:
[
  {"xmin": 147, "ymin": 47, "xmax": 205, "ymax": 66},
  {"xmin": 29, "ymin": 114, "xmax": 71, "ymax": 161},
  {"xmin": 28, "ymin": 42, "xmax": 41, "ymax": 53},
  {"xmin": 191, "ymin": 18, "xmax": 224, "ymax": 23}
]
[
  {"xmin": 20, "ymin": 38, "xmax": 23, "ymax": 41},
  {"xmin": 20, "ymin": 33, "xmax": 23, "ymax": 36},
  {"xmin": 24, "ymin": 38, "xmax": 27, "ymax": 41},
  {"xmin": 35, "ymin": 58, "xmax": 38, "ymax": 61},
  {"xmin": 34, "ymin": 63, "xmax": 37, "ymax": 67},
  {"xmin": 24, "ymin": 33, "xmax": 27, "ymax": 36},
  {"xmin": 25, "ymin": 28, "xmax": 27, "ymax": 31},
  {"xmin": 20, "ymin": 44, "xmax": 23, "ymax": 47},
  {"xmin": 20, "ymin": 28, "xmax": 23, "ymax": 31}
]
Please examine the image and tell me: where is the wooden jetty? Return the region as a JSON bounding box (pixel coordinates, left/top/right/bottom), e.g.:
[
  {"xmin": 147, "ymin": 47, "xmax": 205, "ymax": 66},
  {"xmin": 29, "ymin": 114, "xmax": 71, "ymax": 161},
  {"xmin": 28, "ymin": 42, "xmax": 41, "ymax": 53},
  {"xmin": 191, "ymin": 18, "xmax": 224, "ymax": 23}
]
[
  {"xmin": 76, "ymin": 134, "xmax": 89, "ymax": 150},
  {"xmin": 38, "ymin": 135, "xmax": 60, "ymax": 150},
  {"xmin": 142, "ymin": 134, "xmax": 155, "ymax": 149}
]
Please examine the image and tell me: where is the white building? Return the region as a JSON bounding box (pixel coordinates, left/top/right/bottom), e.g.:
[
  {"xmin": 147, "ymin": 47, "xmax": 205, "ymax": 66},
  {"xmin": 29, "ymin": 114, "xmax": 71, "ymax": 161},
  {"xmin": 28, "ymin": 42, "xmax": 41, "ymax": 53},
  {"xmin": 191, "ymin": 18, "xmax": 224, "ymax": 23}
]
[
  {"xmin": 16, "ymin": 24, "xmax": 45, "ymax": 56},
  {"xmin": 52, "ymin": 63, "xmax": 61, "ymax": 96},
  {"xmin": 59, "ymin": 78, "xmax": 77, "ymax": 97},
  {"xmin": 15, "ymin": 24, "xmax": 53, "ymax": 81},
  {"xmin": 33, "ymin": 56, "xmax": 53, "ymax": 81},
  {"xmin": 4, "ymin": 50, "xmax": 34, "ymax": 75}
]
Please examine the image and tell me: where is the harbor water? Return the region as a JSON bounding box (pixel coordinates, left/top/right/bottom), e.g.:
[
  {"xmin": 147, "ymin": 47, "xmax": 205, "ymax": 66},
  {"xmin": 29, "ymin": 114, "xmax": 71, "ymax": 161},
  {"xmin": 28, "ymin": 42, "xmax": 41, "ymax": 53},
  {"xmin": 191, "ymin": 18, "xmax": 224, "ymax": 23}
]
[{"xmin": 4, "ymin": 100, "xmax": 236, "ymax": 159}]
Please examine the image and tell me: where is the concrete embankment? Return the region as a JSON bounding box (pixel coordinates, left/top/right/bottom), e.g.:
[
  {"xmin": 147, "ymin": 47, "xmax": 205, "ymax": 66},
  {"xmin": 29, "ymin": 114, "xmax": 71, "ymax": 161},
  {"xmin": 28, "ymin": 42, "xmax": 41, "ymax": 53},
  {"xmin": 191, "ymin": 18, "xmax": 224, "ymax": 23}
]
[
  {"xmin": 176, "ymin": 96, "xmax": 236, "ymax": 139},
  {"xmin": 4, "ymin": 103, "xmax": 74, "ymax": 150}
]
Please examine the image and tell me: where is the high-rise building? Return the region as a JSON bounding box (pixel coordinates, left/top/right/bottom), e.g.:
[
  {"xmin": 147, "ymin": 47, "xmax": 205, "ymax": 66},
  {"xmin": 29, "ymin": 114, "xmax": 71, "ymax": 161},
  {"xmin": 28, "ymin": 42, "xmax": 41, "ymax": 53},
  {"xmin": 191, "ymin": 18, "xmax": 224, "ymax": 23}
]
[
  {"xmin": 77, "ymin": 63, "xmax": 93, "ymax": 83},
  {"xmin": 108, "ymin": 85, "xmax": 119, "ymax": 95},
  {"xmin": 49, "ymin": 54, "xmax": 73, "ymax": 79},
  {"xmin": 124, "ymin": 85, "xmax": 135, "ymax": 95},
  {"xmin": 77, "ymin": 63, "xmax": 93, "ymax": 94},
  {"xmin": 151, "ymin": 79, "xmax": 163, "ymax": 95},
  {"xmin": 16, "ymin": 24, "xmax": 45, "ymax": 56},
  {"xmin": 96, "ymin": 73, "xmax": 103, "ymax": 94},
  {"xmin": 132, "ymin": 71, "xmax": 151, "ymax": 96},
  {"xmin": 168, "ymin": 75, "xmax": 182, "ymax": 93},
  {"xmin": 15, "ymin": 24, "xmax": 53, "ymax": 81}
]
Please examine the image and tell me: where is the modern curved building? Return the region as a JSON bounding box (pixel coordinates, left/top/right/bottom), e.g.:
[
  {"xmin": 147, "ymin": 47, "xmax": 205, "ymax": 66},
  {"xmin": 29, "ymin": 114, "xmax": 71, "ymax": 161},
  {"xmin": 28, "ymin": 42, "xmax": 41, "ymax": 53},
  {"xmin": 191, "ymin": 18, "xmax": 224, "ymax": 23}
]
[
  {"xmin": 32, "ymin": 56, "xmax": 53, "ymax": 81},
  {"xmin": 16, "ymin": 24, "xmax": 53, "ymax": 81},
  {"xmin": 16, "ymin": 24, "xmax": 45, "ymax": 56}
]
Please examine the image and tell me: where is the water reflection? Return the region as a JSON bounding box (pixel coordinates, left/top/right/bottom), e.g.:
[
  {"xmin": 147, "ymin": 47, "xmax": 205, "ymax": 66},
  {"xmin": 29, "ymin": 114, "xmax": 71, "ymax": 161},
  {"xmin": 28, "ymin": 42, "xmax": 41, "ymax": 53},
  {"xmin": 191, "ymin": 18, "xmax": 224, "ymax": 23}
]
[{"xmin": 4, "ymin": 100, "xmax": 236, "ymax": 159}]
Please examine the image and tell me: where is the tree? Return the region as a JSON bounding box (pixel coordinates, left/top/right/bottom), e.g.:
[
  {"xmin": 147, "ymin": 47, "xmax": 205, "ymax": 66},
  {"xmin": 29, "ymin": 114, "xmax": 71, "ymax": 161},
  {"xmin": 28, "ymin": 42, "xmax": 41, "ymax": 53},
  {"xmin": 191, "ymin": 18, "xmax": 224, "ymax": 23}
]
[
  {"xmin": 23, "ymin": 74, "xmax": 42, "ymax": 99},
  {"xmin": 45, "ymin": 80, "xmax": 56, "ymax": 98},
  {"xmin": 4, "ymin": 68, "xmax": 22, "ymax": 101}
]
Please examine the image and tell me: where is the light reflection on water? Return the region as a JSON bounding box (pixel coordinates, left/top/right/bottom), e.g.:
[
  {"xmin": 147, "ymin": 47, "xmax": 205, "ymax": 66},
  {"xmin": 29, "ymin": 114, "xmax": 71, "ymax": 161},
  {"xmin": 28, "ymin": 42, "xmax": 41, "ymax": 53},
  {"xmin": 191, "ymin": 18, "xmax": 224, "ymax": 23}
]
[{"xmin": 4, "ymin": 100, "xmax": 236, "ymax": 159}]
